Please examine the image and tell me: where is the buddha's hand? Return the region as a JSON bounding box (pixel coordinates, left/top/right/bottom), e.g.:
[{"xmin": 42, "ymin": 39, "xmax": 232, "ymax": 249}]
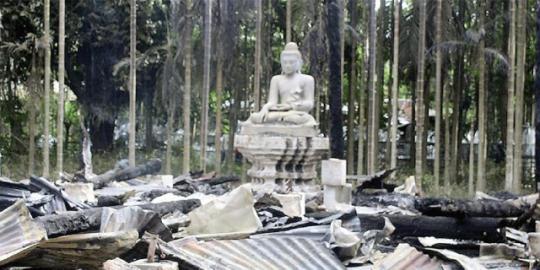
[{"xmin": 269, "ymin": 103, "xmax": 292, "ymax": 112}]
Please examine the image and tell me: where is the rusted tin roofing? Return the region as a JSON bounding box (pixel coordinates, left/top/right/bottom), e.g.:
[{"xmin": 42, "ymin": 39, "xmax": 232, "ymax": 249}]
[
  {"xmin": 162, "ymin": 236, "xmax": 345, "ymax": 270},
  {"xmin": 0, "ymin": 200, "xmax": 47, "ymax": 266}
]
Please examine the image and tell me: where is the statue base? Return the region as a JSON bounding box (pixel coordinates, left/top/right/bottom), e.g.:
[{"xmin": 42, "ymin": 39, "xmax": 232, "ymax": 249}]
[{"xmin": 234, "ymin": 125, "xmax": 329, "ymax": 193}]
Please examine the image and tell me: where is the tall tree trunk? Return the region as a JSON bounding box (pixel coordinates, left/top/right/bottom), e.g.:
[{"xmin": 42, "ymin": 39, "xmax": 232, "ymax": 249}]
[
  {"xmin": 56, "ymin": 0, "xmax": 65, "ymax": 177},
  {"xmin": 215, "ymin": 57, "xmax": 223, "ymax": 174},
  {"xmin": 535, "ymin": 0, "xmax": 540, "ymax": 192},
  {"xmin": 477, "ymin": 0, "xmax": 487, "ymax": 192},
  {"xmin": 43, "ymin": 0, "xmax": 51, "ymax": 178},
  {"xmin": 433, "ymin": 0, "xmax": 442, "ymax": 194},
  {"xmin": 286, "ymin": 0, "xmax": 291, "ymax": 43},
  {"xmin": 128, "ymin": 0, "xmax": 137, "ymax": 167},
  {"xmin": 450, "ymin": 49, "xmax": 464, "ymax": 187},
  {"xmin": 415, "ymin": 0, "xmax": 427, "ymax": 191},
  {"xmin": 390, "ymin": 0, "xmax": 400, "ymax": 176},
  {"xmin": 28, "ymin": 53, "xmax": 38, "ymax": 176},
  {"xmin": 254, "ymin": 0, "xmax": 262, "ymax": 112},
  {"xmin": 144, "ymin": 85, "xmax": 155, "ymax": 150},
  {"xmin": 200, "ymin": 0, "xmax": 212, "ymax": 172},
  {"xmin": 182, "ymin": 0, "xmax": 193, "ymax": 174},
  {"xmin": 347, "ymin": 0, "xmax": 358, "ymax": 174},
  {"xmin": 327, "ymin": 0, "xmax": 345, "ymax": 159},
  {"xmin": 468, "ymin": 121, "xmax": 475, "ymax": 196},
  {"xmin": 357, "ymin": 0, "xmax": 369, "ymax": 175},
  {"xmin": 504, "ymin": 0, "xmax": 516, "ymax": 191},
  {"xmin": 372, "ymin": 0, "xmax": 385, "ymax": 173},
  {"xmin": 513, "ymin": 0, "xmax": 526, "ymax": 193},
  {"xmin": 367, "ymin": 0, "xmax": 377, "ymax": 174},
  {"xmin": 443, "ymin": 79, "xmax": 451, "ymax": 192},
  {"xmin": 227, "ymin": 84, "xmax": 240, "ymax": 173},
  {"xmin": 165, "ymin": 107, "xmax": 174, "ymax": 174}
]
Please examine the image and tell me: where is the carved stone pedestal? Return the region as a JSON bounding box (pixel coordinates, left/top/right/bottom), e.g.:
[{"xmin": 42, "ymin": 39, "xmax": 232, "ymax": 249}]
[{"xmin": 234, "ymin": 128, "xmax": 329, "ymax": 193}]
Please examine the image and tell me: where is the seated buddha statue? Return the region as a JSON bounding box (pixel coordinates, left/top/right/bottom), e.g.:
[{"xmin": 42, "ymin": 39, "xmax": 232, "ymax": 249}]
[{"xmin": 247, "ymin": 42, "xmax": 317, "ymax": 127}]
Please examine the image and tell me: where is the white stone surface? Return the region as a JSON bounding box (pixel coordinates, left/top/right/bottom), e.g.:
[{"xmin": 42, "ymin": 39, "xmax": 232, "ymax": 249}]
[
  {"xmin": 273, "ymin": 192, "xmax": 306, "ymax": 217},
  {"xmin": 235, "ymin": 134, "xmax": 329, "ymax": 192},
  {"xmin": 62, "ymin": 182, "xmax": 96, "ymax": 203},
  {"xmin": 321, "ymin": 159, "xmax": 347, "ymax": 186},
  {"xmin": 324, "ymin": 184, "xmax": 352, "ymax": 211}
]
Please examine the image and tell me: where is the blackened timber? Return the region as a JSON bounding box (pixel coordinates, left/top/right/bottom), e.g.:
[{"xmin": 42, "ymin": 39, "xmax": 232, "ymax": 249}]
[
  {"xmin": 358, "ymin": 214, "xmax": 505, "ymax": 243},
  {"xmin": 87, "ymin": 159, "xmax": 162, "ymax": 188},
  {"xmin": 36, "ymin": 199, "xmax": 200, "ymax": 237},
  {"xmin": 414, "ymin": 197, "xmax": 528, "ymax": 218},
  {"xmin": 354, "ymin": 193, "xmax": 529, "ymax": 218}
]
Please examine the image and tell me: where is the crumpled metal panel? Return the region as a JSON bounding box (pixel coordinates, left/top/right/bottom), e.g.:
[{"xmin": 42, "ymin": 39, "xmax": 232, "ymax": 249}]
[
  {"xmin": 164, "ymin": 237, "xmax": 345, "ymax": 270},
  {"xmin": 0, "ymin": 200, "xmax": 48, "ymax": 266},
  {"xmin": 24, "ymin": 230, "xmax": 139, "ymax": 269},
  {"xmin": 372, "ymin": 244, "xmax": 441, "ymax": 270}
]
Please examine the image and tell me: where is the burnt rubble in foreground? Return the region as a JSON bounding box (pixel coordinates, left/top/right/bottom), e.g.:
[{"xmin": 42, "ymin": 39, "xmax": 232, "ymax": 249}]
[{"xmin": 0, "ymin": 159, "xmax": 539, "ymax": 269}]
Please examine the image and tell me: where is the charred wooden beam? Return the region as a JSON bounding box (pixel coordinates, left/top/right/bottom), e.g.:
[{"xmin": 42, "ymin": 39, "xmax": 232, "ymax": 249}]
[
  {"xmin": 354, "ymin": 193, "xmax": 530, "ymax": 218},
  {"xmin": 36, "ymin": 199, "xmax": 200, "ymax": 237},
  {"xmin": 414, "ymin": 197, "xmax": 529, "ymax": 218},
  {"xmin": 87, "ymin": 159, "xmax": 162, "ymax": 188},
  {"xmin": 358, "ymin": 214, "xmax": 505, "ymax": 243}
]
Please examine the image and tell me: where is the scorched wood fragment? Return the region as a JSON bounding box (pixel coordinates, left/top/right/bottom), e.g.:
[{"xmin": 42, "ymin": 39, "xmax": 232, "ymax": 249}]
[
  {"xmin": 36, "ymin": 199, "xmax": 200, "ymax": 237},
  {"xmin": 87, "ymin": 159, "xmax": 162, "ymax": 188},
  {"xmin": 358, "ymin": 214, "xmax": 505, "ymax": 243}
]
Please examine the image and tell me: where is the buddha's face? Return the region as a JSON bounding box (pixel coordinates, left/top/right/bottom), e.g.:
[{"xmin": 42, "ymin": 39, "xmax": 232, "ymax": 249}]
[{"xmin": 281, "ymin": 54, "xmax": 300, "ymax": 75}]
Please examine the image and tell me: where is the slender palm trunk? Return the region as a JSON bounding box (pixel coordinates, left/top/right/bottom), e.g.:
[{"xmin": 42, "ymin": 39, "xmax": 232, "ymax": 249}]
[
  {"xmin": 450, "ymin": 49, "xmax": 463, "ymax": 186},
  {"xmin": 347, "ymin": 0, "xmax": 358, "ymax": 174},
  {"xmin": 182, "ymin": 0, "xmax": 193, "ymax": 174},
  {"xmin": 254, "ymin": 0, "xmax": 262, "ymax": 111},
  {"xmin": 390, "ymin": 0, "xmax": 400, "ymax": 175},
  {"xmin": 367, "ymin": 0, "xmax": 377, "ymax": 174},
  {"xmin": 534, "ymin": 0, "xmax": 540, "ymax": 192},
  {"xmin": 477, "ymin": 0, "xmax": 487, "ymax": 191},
  {"xmin": 128, "ymin": 0, "xmax": 137, "ymax": 166},
  {"xmin": 56, "ymin": 0, "xmax": 65, "ymax": 177},
  {"xmin": 357, "ymin": 0, "xmax": 369, "ymax": 176},
  {"xmin": 513, "ymin": 0, "xmax": 526, "ymax": 193},
  {"xmin": 415, "ymin": 0, "xmax": 427, "ymax": 190},
  {"xmin": 443, "ymin": 80, "xmax": 451, "ymax": 191},
  {"xmin": 200, "ymin": 0, "xmax": 212, "ymax": 172},
  {"xmin": 327, "ymin": 0, "xmax": 345, "ymax": 159},
  {"xmin": 215, "ymin": 57, "xmax": 223, "ymax": 174},
  {"xmin": 505, "ymin": 0, "xmax": 516, "ymax": 191},
  {"xmin": 372, "ymin": 0, "xmax": 384, "ymax": 172},
  {"xmin": 165, "ymin": 109, "xmax": 174, "ymax": 174},
  {"xmin": 286, "ymin": 0, "xmax": 291, "ymax": 43},
  {"xmin": 43, "ymin": 0, "xmax": 51, "ymax": 177},
  {"xmin": 468, "ymin": 121, "xmax": 475, "ymax": 196},
  {"xmin": 433, "ymin": 0, "xmax": 442, "ymax": 193},
  {"xmin": 28, "ymin": 53, "xmax": 37, "ymax": 176}
]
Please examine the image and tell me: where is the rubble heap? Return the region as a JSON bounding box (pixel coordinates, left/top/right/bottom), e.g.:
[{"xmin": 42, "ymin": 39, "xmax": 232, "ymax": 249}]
[{"xmin": 0, "ymin": 158, "xmax": 540, "ymax": 269}]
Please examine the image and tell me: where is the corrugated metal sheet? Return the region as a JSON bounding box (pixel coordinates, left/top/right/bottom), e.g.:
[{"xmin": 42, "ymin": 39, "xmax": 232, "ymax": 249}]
[
  {"xmin": 162, "ymin": 237, "xmax": 345, "ymax": 270},
  {"xmin": 0, "ymin": 200, "xmax": 48, "ymax": 266},
  {"xmin": 24, "ymin": 230, "xmax": 139, "ymax": 269},
  {"xmin": 372, "ymin": 244, "xmax": 441, "ymax": 270}
]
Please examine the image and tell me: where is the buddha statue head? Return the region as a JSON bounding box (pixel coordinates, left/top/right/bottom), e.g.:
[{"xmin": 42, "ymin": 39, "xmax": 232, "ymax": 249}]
[{"xmin": 280, "ymin": 42, "xmax": 303, "ymax": 75}]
